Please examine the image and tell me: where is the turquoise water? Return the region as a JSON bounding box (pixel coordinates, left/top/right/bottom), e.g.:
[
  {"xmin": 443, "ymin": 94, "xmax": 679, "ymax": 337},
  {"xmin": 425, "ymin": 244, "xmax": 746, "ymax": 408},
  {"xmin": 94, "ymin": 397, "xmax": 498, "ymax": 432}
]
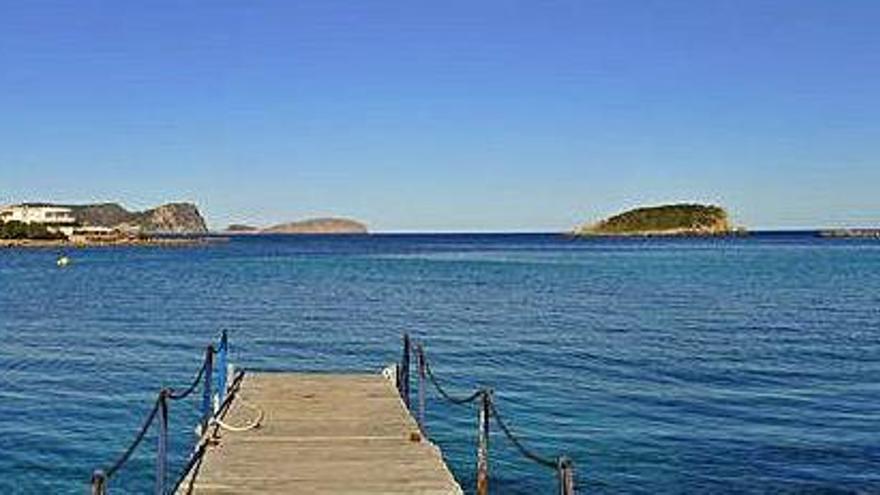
[{"xmin": 1, "ymin": 234, "xmax": 878, "ymax": 494}]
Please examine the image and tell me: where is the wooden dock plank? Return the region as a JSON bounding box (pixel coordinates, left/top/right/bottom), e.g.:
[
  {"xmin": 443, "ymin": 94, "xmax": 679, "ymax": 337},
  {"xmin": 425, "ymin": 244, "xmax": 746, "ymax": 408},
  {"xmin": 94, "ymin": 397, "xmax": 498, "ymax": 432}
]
[{"xmin": 178, "ymin": 372, "xmax": 463, "ymax": 494}]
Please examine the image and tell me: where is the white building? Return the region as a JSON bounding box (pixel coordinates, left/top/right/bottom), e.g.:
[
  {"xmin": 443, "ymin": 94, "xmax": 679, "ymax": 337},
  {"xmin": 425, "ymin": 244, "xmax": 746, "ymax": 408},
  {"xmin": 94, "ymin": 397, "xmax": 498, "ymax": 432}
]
[{"xmin": 0, "ymin": 203, "xmax": 77, "ymax": 236}]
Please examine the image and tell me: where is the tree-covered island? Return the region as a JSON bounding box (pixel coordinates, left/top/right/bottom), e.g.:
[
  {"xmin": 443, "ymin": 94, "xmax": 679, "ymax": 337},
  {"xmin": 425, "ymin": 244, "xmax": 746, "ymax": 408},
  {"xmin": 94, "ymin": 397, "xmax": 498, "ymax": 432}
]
[{"xmin": 574, "ymin": 203, "xmax": 739, "ymax": 236}]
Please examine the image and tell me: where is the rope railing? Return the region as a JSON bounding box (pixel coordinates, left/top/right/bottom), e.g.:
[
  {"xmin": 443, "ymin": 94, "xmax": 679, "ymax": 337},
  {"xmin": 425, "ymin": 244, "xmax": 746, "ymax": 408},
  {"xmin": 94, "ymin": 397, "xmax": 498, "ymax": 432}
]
[
  {"xmin": 98, "ymin": 395, "xmax": 161, "ymax": 482},
  {"xmin": 421, "ymin": 350, "xmax": 483, "ymax": 406},
  {"xmin": 401, "ymin": 336, "xmax": 576, "ymax": 495},
  {"xmin": 91, "ymin": 331, "xmax": 572, "ymax": 494},
  {"xmin": 167, "ymin": 349, "xmax": 210, "ymax": 401},
  {"xmin": 170, "ymin": 367, "xmax": 246, "ymax": 495},
  {"xmin": 91, "ymin": 330, "xmax": 230, "ymax": 495}
]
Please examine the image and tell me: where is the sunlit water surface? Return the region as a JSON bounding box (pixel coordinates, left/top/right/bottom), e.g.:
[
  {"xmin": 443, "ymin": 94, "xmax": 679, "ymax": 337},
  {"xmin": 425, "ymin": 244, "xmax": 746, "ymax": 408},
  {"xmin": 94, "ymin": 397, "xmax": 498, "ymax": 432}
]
[{"xmin": 0, "ymin": 234, "xmax": 878, "ymax": 494}]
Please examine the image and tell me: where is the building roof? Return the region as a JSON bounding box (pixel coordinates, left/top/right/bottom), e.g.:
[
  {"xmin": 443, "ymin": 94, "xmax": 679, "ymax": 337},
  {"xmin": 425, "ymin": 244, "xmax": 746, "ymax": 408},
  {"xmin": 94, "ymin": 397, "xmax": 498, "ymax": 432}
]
[
  {"xmin": 4, "ymin": 203, "xmax": 73, "ymax": 210},
  {"xmin": 19, "ymin": 202, "xmax": 66, "ymax": 208}
]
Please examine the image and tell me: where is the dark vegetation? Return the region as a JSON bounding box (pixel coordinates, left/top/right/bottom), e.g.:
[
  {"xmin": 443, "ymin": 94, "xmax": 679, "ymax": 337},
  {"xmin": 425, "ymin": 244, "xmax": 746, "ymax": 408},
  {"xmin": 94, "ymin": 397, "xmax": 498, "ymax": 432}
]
[
  {"xmin": 584, "ymin": 204, "xmax": 730, "ymax": 234},
  {"xmin": 0, "ymin": 221, "xmax": 66, "ymax": 240},
  {"xmin": 65, "ymin": 203, "xmax": 132, "ymax": 226}
]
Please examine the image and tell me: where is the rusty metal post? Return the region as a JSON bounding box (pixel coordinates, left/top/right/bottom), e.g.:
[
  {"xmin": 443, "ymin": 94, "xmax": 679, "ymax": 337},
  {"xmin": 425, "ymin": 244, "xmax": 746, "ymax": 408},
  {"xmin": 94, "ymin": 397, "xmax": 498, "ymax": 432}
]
[
  {"xmin": 399, "ymin": 333, "xmax": 411, "ymax": 409},
  {"xmin": 417, "ymin": 345, "xmax": 426, "ymax": 433},
  {"xmin": 90, "ymin": 470, "xmax": 107, "ymax": 495},
  {"xmin": 201, "ymin": 344, "xmax": 214, "ymax": 431},
  {"xmin": 476, "ymin": 390, "xmax": 491, "ymax": 495},
  {"xmin": 156, "ymin": 389, "xmax": 168, "ymax": 495},
  {"xmin": 558, "ymin": 457, "xmax": 575, "ymax": 495}
]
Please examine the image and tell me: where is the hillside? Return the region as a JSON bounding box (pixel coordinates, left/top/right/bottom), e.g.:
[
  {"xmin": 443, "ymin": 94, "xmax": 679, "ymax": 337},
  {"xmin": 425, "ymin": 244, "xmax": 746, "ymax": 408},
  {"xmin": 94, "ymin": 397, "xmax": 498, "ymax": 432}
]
[
  {"xmin": 576, "ymin": 204, "xmax": 734, "ymax": 236},
  {"xmin": 67, "ymin": 202, "xmax": 208, "ymax": 234}
]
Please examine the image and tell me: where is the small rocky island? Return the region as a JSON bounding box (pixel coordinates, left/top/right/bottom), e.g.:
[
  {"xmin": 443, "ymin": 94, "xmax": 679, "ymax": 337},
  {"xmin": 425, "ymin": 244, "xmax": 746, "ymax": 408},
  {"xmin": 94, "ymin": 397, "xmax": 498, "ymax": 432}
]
[
  {"xmin": 225, "ymin": 217, "xmax": 368, "ymax": 235},
  {"xmin": 575, "ymin": 203, "xmax": 738, "ymax": 236},
  {"xmin": 225, "ymin": 224, "xmax": 260, "ymax": 233}
]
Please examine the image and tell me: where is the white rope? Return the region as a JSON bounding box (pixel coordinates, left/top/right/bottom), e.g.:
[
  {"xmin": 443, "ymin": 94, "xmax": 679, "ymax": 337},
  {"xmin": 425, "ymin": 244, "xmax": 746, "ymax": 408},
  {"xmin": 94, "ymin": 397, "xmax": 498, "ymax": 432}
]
[{"xmin": 209, "ymin": 399, "xmax": 264, "ymax": 432}]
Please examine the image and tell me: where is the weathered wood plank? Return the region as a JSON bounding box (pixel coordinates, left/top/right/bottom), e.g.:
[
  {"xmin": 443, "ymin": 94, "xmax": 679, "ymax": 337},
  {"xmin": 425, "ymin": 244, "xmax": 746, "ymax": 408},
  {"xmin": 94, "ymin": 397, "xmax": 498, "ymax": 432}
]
[{"xmin": 178, "ymin": 372, "xmax": 462, "ymax": 495}]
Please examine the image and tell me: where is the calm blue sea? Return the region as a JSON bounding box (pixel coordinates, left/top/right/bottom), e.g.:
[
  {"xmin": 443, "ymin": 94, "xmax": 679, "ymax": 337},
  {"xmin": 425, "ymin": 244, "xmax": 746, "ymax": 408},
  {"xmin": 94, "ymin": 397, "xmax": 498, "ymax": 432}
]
[{"xmin": 0, "ymin": 233, "xmax": 878, "ymax": 494}]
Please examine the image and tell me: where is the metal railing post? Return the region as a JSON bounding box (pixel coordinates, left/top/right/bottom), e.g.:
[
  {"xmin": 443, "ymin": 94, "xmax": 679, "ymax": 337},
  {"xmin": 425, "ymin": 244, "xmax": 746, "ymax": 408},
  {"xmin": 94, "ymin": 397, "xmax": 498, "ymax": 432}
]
[
  {"xmin": 399, "ymin": 333, "xmax": 411, "ymax": 409},
  {"xmin": 201, "ymin": 344, "xmax": 214, "ymax": 430},
  {"xmin": 90, "ymin": 470, "xmax": 107, "ymax": 495},
  {"xmin": 417, "ymin": 345, "xmax": 426, "ymax": 433},
  {"xmin": 216, "ymin": 330, "xmax": 228, "ymax": 408},
  {"xmin": 156, "ymin": 389, "xmax": 168, "ymax": 495},
  {"xmin": 476, "ymin": 389, "xmax": 491, "ymax": 495},
  {"xmin": 558, "ymin": 457, "xmax": 575, "ymax": 495}
]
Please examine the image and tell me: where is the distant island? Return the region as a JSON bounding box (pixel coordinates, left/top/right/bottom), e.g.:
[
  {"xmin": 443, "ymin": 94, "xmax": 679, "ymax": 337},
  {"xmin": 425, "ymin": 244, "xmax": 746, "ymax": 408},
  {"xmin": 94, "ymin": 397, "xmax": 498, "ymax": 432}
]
[
  {"xmin": 224, "ymin": 217, "xmax": 368, "ymax": 235},
  {"xmin": 574, "ymin": 204, "xmax": 739, "ymax": 236},
  {"xmin": 225, "ymin": 224, "xmax": 260, "ymax": 233}
]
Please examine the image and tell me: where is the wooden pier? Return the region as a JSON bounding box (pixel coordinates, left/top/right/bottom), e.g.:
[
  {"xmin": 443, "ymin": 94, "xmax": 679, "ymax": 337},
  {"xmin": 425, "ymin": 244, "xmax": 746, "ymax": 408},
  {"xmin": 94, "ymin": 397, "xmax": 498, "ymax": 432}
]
[
  {"xmin": 176, "ymin": 371, "xmax": 463, "ymax": 494},
  {"xmin": 92, "ymin": 333, "xmax": 574, "ymax": 495}
]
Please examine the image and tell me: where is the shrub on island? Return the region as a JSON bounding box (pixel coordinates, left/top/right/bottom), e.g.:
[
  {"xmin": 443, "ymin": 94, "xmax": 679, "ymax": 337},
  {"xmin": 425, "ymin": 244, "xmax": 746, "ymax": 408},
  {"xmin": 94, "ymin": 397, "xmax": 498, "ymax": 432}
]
[{"xmin": 0, "ymin": 221, "xmax": 67, "ymax": 240}]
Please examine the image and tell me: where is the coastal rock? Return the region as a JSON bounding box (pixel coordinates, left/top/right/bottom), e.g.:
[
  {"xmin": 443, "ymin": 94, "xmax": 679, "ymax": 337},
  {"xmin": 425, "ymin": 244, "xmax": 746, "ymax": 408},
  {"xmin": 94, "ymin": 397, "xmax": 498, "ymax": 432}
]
[
  {"xmin": 575, "ymin": 204, "xmax": 735, "ymax": 236},
  {"xmin": 68, "ymin": 202, "xmax": 208, "ymax": 234},
  {"xmin": 139, "ymin": 203, "xmax": 208, "ymax": 234},
  {"xmin": 261, "ymin": 217, "xmax": 368, "ymax": 234}
]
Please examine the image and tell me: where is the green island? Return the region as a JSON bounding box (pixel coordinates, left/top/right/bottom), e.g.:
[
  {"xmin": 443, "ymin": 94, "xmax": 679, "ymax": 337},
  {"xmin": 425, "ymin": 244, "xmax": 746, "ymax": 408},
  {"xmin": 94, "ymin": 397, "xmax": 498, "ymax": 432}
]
[{"xmin": 575, "ymin": 203, "xmax": 739, "ymax": 236}]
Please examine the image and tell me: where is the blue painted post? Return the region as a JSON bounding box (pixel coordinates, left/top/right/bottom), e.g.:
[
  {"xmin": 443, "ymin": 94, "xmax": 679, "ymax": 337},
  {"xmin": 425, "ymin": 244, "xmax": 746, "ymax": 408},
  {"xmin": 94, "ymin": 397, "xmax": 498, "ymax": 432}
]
[
  {"xmin": 417, "ymin": 346, "xmax": 426, "ymax": 433},
  {"xmin": 156, "ymin": 390, "xmax": 168, "ymax": 495},
  {"xmin": 216, "ymin": 330, "xmax": 228, "ymax": 408},
  {"xmin": 400, "ymin": 334, "xmax": 411, "ymax": 409},
  {"xmin": 201, "ymin": 345, "xmax": 214, "ymax": 429}
]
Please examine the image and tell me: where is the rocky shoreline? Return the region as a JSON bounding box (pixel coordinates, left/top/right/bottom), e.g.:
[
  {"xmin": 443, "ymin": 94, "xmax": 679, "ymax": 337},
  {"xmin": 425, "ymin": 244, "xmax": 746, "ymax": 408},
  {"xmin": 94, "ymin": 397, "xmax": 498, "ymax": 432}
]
[
  {"xmin": 573, "ymin": 227, "xmax": 748, "ymax": 237},
  {"xmin": 819, "ymin": 229, "xmax": 880, "ymax": 238},
  {"xmin": 0, "ymin": 237, "xmax": 225, "ymax": 249}
]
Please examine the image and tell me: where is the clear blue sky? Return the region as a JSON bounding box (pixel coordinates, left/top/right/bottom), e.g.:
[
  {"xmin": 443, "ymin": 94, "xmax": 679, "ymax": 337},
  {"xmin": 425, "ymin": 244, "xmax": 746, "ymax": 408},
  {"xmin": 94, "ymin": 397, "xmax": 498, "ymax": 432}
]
[{"xmin": 1, "ymin": 1, "xmax": 878, "ymax": 231}]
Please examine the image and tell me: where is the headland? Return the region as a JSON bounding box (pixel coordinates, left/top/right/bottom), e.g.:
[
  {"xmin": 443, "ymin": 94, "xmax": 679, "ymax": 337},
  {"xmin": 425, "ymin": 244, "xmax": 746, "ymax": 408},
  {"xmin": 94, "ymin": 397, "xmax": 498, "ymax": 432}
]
[{"xmin": 0, "ymin": 201, "xmax": 213, "ymax": 248}]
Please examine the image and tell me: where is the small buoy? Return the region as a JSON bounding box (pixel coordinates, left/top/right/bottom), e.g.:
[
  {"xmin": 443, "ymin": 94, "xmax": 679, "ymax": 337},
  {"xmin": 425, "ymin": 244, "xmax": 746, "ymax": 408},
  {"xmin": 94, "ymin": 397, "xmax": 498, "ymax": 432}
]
[{"xmin": 56, "ymin": 256, "xmax": 70, "ymax": 267}]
